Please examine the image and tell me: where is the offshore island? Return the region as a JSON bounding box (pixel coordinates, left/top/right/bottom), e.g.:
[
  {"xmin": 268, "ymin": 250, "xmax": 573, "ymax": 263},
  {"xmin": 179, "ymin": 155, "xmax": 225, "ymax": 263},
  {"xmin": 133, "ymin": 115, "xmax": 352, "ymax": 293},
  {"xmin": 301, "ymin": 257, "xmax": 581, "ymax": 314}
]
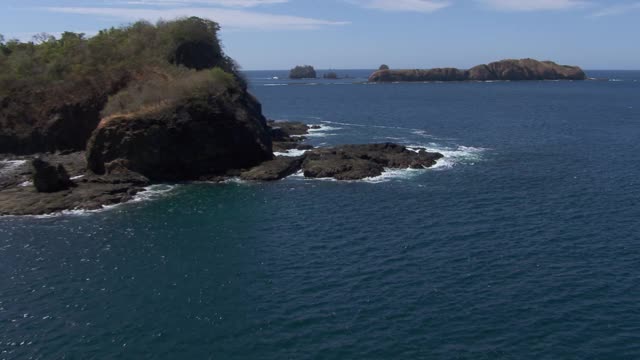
[{"xmin": 0, "ymin": 17, "xmax": 586, "ymax": 215}]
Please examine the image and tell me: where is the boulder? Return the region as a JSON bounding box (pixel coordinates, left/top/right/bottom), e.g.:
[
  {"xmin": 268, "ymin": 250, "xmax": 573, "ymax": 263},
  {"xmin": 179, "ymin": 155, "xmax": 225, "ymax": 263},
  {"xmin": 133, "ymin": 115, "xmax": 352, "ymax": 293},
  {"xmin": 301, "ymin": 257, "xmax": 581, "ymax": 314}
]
[{"xmin": 32, "ymin": 158, "xmax": 75, "ymax": 193}]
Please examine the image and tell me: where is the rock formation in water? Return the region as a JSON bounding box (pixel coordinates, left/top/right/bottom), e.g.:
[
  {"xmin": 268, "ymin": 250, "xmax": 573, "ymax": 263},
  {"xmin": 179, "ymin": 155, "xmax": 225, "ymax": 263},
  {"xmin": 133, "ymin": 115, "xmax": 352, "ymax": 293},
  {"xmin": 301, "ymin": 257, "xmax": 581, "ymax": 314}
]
[
  {"xmin": 32, "ymin": 159, "xmax": 75, "ymax": 193},
  {"xmin": 241, "ymin": 122, "xmax": 444, "ymax": 182},
  {"xmin": 289, "ymin": 65, "xmax": 317, "ymax": 79},
  {"xmin": 368, "ymin": 59, "xmax": 586, "ymax": 82},
  {"xmin": 302, "ymin": 143, "xmax": 442, "ymax": 180}
]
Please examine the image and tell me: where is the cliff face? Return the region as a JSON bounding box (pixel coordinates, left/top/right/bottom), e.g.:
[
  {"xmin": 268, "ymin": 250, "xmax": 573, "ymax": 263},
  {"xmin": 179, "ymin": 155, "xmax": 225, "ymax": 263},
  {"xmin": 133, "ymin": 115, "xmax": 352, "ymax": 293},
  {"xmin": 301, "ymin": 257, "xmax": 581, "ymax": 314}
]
[
  {"xmin": 86, "ymin": 88, "xmax": 272, "ymax": 181},
  {"xmin": 368, "ymin": 59, "xmax": 586, "ymax": 82},
  {"xmin": 0, "ymin": 74, "xmax": 129, "ymax": 154}
]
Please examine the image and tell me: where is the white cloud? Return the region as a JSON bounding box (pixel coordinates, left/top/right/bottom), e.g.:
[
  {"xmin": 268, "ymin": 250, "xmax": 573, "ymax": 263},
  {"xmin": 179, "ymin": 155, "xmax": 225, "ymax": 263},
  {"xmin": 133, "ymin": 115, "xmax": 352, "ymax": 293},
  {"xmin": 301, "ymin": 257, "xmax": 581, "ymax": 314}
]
[
  {"xmin": 479, "ymin": 0, "xmax": 587, "ymax": 11},
  {"xmin": 351, "ymin": 0, "xmax": 451, "ymax": 13},
  {"xmin": 591, "ymin": 2, "xmax": 640, "ymax": 16},
  {"xmin": 117, "ymin": 0, "xmax": 288, "ymax": 7},
  {"xmin": 42, "ymin": 6, "xmax": 350, "ymax": 30}
]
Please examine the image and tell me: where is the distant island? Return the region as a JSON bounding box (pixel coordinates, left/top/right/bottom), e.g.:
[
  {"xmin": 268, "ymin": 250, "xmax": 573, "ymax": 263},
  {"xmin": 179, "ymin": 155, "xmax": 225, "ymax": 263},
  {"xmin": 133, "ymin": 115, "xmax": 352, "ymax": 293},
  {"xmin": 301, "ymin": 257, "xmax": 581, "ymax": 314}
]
[
  {"xmin": 368, "ymin": 59, "xmax": 586, "ymax": 82},
  {"xmin": 289, "ymin": 65, "xmax": 317, "ymax": 79},
  {"xmin": 323, "ymin": 72, "xmax": 338, "ymax": 79}
]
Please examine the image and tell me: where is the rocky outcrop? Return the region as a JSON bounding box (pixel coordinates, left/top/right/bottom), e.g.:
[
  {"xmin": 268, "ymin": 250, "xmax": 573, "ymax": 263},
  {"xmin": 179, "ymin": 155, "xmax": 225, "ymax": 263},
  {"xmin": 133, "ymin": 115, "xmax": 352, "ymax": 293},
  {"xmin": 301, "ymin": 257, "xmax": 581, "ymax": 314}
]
[
  {"xmin": 0, "ymin": 152, "xmax": 150, "ymax": 215},
  {"xmin": 269, "ymin": 120, "xmax": 318, "ymax": 152},
  {"xmin": 32, "ymin": 158, "xmax": 75, "ymax": 193},
  {"xmin": 240, "ymin": 141, "xmax": 444, "ymax": 182},
  {"xmin": 289, "ymin": 65, "xmax": 317, "ymax": 79},
  {"xmin": 240, "ymin": 156, "xmax": 305, "ymax": 181},
  {"xmin": 302, "ymin": 143, "xmax": 443, "ymax": 180},
  {"xmin": 86, "ymin": 89, "xmax": 273, "ymax": 181},
  {"xmin": 368, "ymin": 59, "xmax": 586, "ymax": 82}
]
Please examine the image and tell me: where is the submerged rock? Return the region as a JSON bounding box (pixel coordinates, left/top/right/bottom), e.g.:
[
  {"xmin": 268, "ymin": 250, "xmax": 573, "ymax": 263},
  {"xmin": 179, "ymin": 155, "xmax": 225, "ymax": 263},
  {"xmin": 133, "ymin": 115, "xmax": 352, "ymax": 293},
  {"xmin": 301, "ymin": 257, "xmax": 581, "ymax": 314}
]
[
  {"xmin": 32, "ymin": 158, "xmax": 75, "ymax": 193},
  {"xmin": 368, "ymin": 59, "xmax": 586, "ymax": 82}
]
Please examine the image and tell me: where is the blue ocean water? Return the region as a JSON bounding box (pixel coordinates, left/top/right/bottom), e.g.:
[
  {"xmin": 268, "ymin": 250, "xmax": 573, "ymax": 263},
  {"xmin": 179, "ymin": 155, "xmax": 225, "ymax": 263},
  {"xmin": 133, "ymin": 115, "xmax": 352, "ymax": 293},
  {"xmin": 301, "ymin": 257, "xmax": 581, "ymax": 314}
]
[{"xmin": 1, "ymin": 70, "xmax": 639, "ymax": 359}]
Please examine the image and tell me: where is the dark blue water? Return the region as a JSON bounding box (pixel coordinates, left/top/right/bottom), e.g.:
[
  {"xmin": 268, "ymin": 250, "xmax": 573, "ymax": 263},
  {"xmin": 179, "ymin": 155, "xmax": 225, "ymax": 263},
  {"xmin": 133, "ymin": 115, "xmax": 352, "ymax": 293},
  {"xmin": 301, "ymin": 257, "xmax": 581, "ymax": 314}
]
[{"xmin": 1, "ymin": 71, "xmax": 639, "ymax": 359}]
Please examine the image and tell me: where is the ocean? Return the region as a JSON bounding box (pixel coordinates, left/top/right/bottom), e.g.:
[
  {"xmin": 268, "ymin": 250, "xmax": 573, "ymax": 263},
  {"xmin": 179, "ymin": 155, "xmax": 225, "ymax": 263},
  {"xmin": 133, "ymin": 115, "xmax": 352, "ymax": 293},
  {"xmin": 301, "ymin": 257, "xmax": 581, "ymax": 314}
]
[{"xmin": 1, "ymin": 70, "xmax": 639, "ymax": 359}]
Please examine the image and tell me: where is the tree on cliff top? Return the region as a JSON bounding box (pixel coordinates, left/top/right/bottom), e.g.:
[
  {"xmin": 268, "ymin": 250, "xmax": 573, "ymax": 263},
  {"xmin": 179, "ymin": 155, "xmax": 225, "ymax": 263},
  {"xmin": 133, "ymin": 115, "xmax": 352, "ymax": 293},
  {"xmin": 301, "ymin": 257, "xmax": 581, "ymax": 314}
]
[
  {"xmin": 379, "ymin": 64, "xmax": 390, "ymax": 70},
  {"xmin": 0, "ymin": 17, "xmax": 244, "ymax": 98}
]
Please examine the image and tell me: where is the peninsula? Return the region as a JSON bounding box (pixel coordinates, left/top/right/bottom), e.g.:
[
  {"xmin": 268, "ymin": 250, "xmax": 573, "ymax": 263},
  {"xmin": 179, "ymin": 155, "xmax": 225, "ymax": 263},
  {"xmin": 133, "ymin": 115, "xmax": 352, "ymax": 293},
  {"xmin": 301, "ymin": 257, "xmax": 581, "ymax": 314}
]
[{"xmin": 0, "ymin": 18, "xmax": 442, "ymax": 215}]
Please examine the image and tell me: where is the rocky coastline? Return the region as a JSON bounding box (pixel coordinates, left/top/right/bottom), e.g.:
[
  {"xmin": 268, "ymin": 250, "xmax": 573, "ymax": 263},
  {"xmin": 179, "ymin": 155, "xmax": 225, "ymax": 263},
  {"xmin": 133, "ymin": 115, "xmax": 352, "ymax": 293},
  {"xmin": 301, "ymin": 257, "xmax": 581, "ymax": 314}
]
[
  {"xmin": 368, "ymin": 59, "xmax": 587, "ymax": 82},
  {"xmin": 0, "ymin": 120, "xmax": 444, "ymax": 216},
  {"xmin": 0, "ymin": 17, "xmax": 445, "ymax": 216}
]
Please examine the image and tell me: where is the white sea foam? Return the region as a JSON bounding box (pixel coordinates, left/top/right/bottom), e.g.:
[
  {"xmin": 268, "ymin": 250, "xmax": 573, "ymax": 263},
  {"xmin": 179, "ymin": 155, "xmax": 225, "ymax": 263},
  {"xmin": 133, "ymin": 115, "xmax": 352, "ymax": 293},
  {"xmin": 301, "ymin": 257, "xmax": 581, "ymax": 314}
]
[
  {"xmin": 19, "ymin": 181, "xmax": 33, "ymax": 187},
  {"xmin": 301, "ymin": 124, "xmax": 342, "ymax": 138},
  {"xmin": 263, "ymin": 83, "xmax": 287, "ymax": 87},
  {"xmin": 321, "ymin": 120, "xmax": 436, "ymax": 136},
  {"xmin": 361, "ymin": 168, "xmax": 425, "ymax": 183},
  {"xmin": 131, "ymin": 184, "xmax": 177, "ymax": 202},
  {"xmin": 406, "ymin": 144, "xmax": 487, "ymax": 169},
  {"xmin": 0, "ymin": 160, "xmax": 27, "ymax": 175},
  {"xmin": 274, "ymin": 148, "xmax": 310, "ymax": 157}
]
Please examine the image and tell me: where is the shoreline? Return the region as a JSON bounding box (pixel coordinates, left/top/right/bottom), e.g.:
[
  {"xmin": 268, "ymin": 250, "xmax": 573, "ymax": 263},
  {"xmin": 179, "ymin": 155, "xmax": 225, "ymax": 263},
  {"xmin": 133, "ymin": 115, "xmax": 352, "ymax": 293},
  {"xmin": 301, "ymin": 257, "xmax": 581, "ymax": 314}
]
[{"xmin": 0, "ymin": 121, "xmax": 444, "ymax": 216}]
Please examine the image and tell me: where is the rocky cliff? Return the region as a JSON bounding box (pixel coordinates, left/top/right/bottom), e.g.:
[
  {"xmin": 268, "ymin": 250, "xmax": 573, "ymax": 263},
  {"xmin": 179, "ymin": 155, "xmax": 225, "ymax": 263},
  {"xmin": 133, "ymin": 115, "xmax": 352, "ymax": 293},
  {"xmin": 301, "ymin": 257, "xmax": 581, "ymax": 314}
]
[
  {"xmin": 87, "ymin": 87, "xmax": 273, "ymax": 181},
  {"xmin": 368, "ymin": 59, "xmax": 586, "ymax": 82}
]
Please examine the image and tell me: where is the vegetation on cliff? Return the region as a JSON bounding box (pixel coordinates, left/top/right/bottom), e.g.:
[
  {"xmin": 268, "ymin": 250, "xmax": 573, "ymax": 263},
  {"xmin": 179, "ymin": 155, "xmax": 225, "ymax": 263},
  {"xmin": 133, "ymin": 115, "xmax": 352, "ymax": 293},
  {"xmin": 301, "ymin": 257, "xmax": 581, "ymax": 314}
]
[{"xmin": 0, "ymin": 17, "xmax": 248, "ymax": 154}]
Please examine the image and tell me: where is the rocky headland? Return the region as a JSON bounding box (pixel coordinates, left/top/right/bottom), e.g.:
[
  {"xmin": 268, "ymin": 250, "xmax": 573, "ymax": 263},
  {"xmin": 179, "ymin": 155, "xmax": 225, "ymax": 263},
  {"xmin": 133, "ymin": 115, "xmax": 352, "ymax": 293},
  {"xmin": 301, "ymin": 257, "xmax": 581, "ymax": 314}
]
[
  {"xmin": 0, "ymin": 18, "xmax": 443, "ymax": 215},
  {"xmin": 368, "ymin": 59, "xmax": 586, "ymax": 82}
]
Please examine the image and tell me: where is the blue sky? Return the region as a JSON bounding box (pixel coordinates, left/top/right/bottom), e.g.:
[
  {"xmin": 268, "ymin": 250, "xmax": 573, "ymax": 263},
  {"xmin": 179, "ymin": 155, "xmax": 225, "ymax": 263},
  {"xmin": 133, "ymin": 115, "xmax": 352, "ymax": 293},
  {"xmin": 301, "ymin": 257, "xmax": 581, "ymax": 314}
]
[{"xmin": 1, "ymin": 0, "xmax": 639, "ymax": 70}]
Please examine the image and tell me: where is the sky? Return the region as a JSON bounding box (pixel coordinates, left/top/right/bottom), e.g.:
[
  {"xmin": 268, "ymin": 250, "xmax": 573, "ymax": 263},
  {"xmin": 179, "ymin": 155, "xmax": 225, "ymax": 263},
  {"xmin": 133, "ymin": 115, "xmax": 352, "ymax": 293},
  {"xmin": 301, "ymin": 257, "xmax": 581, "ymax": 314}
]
[{"xmin": 1, "ymin": 0, "xmax": 639, "ymax": 70}]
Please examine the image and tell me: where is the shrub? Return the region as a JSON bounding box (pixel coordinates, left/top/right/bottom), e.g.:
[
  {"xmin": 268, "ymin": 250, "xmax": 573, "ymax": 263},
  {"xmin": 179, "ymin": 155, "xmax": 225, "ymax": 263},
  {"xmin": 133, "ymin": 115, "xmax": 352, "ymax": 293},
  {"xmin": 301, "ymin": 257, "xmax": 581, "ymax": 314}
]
[
  {"xmin": 101, "ymin": 67, "xmax": 237, "ymax": 118},
  {"xmin": 0, "ymin": 17, "xmax": 242, "ymax": 98}
]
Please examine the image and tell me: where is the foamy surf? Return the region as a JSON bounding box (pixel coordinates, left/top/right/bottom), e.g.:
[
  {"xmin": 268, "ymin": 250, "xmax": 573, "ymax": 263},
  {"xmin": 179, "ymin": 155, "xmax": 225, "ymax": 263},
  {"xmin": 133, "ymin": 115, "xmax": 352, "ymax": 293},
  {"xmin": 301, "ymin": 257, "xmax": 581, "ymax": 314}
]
[
  {"xmin": 131, "ymin": 184, "xmax": 177, "ymax": 202},
  {"xmin": 362, "ymin": 168, "xmax": 426, "ymax": 183},
  {"xmin": 274, "ymin": 149, "xmax": 310, "ymax": 157},
  {"xmin": 0, "ymin": 160, "xmax": 27, "ymax": 175},
  {"xmin": 406, "ymin": 144, "xmax": 487, "ymax": 169}
]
